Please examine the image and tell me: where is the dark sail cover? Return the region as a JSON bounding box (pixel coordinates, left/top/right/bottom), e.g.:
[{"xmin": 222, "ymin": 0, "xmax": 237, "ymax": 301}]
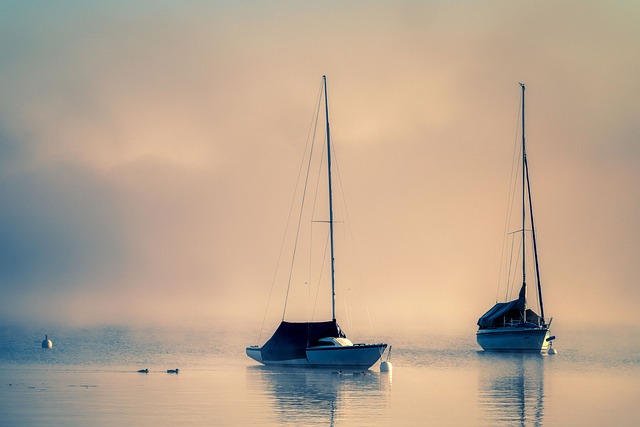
[
  {"xmin": 477, "ymin": 285, "xmax": 527, "ymax": 328},
  {"xmin": 261, "ymin": 320, "xmax": 346, "ymax": 361}
]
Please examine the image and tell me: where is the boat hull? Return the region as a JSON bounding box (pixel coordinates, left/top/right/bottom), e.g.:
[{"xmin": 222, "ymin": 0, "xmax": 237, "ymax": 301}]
[
  {"xmin": 246, "ymin": 343, "xmax": 387, "ymax": 369},
  {"xmin": 306, "ymin": 344, "xmax": 387, "ymax": 368},
  {"xmin": 476, "ymin": 327, "xmax": 550, "ymax": 352}
]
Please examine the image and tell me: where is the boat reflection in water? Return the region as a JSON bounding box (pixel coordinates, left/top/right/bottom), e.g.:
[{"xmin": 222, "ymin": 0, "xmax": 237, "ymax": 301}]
[
  {"xmin": 478, "ymin": 353, "xmax": 545, "ymax": 427},
  {"xmin": 246, "ymin": 366, "xmax": 391, "ymax": 426}
]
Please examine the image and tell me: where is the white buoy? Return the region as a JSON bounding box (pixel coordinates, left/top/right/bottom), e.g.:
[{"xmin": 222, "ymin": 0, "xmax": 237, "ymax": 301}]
[
  {"xmin": 546, "ymin": 336, "xmax": 557, "ymax": 355},
  {"xmin": 41, "ymin": 335, "xmax": 52, "ymax": 349},
  {"xmin": 380, "ymin": 345, "xmax": 393, "ymax": 372},
  {"xmin": 380, "ymin": 361, "xmax": 392, "ymax": 372}
]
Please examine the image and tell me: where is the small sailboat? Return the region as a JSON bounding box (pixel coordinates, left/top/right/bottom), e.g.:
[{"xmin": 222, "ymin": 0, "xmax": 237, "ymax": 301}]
[
  {"xmin": 476, "ymin": 83, "xmax": 554, "ymax": 352},
  {"xmin": 246, "ymin": 76, "xmax": 387, "ymax": 368}
]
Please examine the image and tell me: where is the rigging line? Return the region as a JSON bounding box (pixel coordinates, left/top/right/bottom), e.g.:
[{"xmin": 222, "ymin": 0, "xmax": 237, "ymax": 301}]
[
  {"xmin": 306, "ymin": 100, "xmax": 328, "ymax": 320},
  {"xmin": 306, "ymin": 146, "xmax": 321, "ymax": 320},
  {"xmin": 281, "ymin": 81, "xmax": 324, "ymax": 321},
  {"xmin": 511, "ymin": 235, "xmax": 520, "ymax": 300},
  {"xmin": 505, "ymin": 150, "xmax": 522, "ymax": 295},
  {"xmin": 312, "ymin": 109, "xmax": 328, "ymax": 229},
  {"xmin": 310, "ymin": 136, "xmax": 328, "ymax": 226},
  {"xmin": 310, "ymin": 228, "xmax": 331, "ymax": 322},
  {"xmin": 343, "ymin": 278, "xmax": 353, "ymax": 337},
  {"xmin": 525, "ymin": 231, "xmax": 541, "ymax": 315},
  {"xmin": 331, "ymin": 141, "xmax": 373, "ymax": 336},
  {"xmin": 256, "ymin": 85, "xmax": 323, "ymax": 342},
  {"xmin": 505, "ymin": 233, "xmax": 523, "ymax": 302},
  {"xmin": 307, "ymin": 135, "xmax": 328, "ymax": 320},
  {"xmin": 496, "ymin": 94, "xmax": 523, "ymax": 302},
  {"xmin": 316, "ymin": 125, "xmax": 359, "ymax": 335},
  {"xmin": 525, "ymin": 152, "xmax": 545, "ymax": 323},
  {"xmin": 307, "ymin": 221, "xmax": 312, "ymax": 321},
  {"xmin": 505, "ymin": 232, "xmax": 515, "ymax": 301},
  {"xmin": 511, "ymin": 238, "xmax": 523, "ymax": 301},
  {"xmin": 311, "ymin": 142, "xmax": 354, "ymax": 330},
  {"xmin": 520, "ymin": 84, "xmax": 527, "ymax": 320},
  {"xmin": 330, "ymin": 190, "xmax": 354, "ymax": 334}
]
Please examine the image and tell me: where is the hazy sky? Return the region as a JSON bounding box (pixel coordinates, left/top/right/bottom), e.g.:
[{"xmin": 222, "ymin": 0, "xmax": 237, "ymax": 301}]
[{"xmin": 1, "ymin": 1, "xmax": 638, "ymax": 335}]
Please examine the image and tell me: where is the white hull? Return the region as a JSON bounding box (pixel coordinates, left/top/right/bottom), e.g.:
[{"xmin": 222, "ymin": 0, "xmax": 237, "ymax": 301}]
[
  {"xmin": 246, "ymin": 344, "xmax": 386, "ymax": 369},
  {"xmin": 477, "ymin": 327, "xmax": 550, "ymax": 352}
]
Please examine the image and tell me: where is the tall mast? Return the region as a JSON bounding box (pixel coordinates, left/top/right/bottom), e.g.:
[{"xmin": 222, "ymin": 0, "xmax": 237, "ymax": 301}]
[
  {"xmin": 323, "ymin": 75, "xmax": 337, "ymax": 321},
  {"xmin": 520, "ymin": 82, "xmax": 527, "ymax": 321},
  {"xmin": 524, "ymin": 96, "xmax": 546, "ymax": 325}
]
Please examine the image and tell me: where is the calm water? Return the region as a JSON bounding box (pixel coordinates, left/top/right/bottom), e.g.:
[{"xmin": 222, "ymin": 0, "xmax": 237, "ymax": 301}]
[{"xmin": 0, "ymin": 325, "xmax": 638, "ymax": 426}]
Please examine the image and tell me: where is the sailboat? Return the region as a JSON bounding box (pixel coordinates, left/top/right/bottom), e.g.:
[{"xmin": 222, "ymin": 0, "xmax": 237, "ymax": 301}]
[
  {"xmin": 476, "ymin": 83, "xmax": 554, "ymax": 352},
  {"xmin": 246, "ymin": 76, "xmax": 388, "ymax": 368}
]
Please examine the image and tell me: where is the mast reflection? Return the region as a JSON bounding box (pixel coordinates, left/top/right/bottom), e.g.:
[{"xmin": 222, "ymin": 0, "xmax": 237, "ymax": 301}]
[
  {"xmin": 246, "ymin": 366, "xmax": 390, "ymax": 426},
  {"xmin": 478, "ymin": 353, "xmax": 545, "ymax": 427}
]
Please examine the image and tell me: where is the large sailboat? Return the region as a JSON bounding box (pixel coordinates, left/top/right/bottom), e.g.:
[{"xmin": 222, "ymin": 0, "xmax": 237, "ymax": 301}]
[
  {"xmin": 246, "ymin": 76, "xmax": 388, "ymax": 368},
  {"xmin": 476, "ymin": 83, "xmax": 554, "ymax": 352}
]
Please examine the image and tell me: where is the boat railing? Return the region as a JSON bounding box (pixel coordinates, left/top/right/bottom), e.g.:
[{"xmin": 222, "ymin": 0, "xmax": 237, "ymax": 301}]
[{"xmin": 501, "ymin": 318, "xmax": 544, "ymax": 328}]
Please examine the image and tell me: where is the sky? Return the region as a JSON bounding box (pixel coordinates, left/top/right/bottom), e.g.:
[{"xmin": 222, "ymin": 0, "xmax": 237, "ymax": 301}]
[{"xmin": 0, "ymin": 1, "xmax": 638, "ymax": 336}]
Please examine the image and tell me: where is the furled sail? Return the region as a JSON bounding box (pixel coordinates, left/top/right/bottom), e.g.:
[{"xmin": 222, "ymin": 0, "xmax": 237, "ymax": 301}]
[
  {"xmin": 259, "ymin": 320, "xmax": 346, "ymax": 361},
  {"xmin": 477, "ymin": 285, "xmax": 542, "ymax": 328}
]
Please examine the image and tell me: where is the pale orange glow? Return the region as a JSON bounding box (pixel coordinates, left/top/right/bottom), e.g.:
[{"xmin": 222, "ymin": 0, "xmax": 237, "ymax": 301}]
[{"xmin": 0, "ymin": 1, "xmax": 638, "ymax": 333}]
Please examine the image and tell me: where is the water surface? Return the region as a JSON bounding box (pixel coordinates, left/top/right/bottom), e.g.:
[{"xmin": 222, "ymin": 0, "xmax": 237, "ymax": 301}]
[{"xmin": 1, "ymin": 325, "xmax": 638, "ymax": 426}]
